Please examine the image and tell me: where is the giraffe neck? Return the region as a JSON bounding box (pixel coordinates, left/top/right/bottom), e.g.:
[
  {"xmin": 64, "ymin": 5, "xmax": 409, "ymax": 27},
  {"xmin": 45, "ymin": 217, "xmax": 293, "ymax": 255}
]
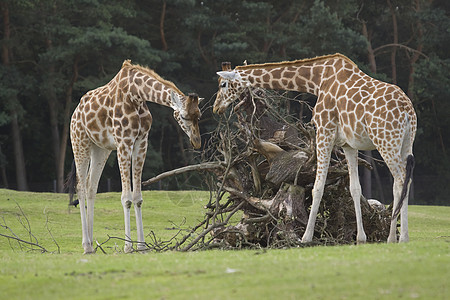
[
  {"xmin": 236, "ymin": 55, "xmax": 354, "ymax": 96},
  {"xmin": 120, "ymin": 65, "xmax": 184, "ymax": 108}
]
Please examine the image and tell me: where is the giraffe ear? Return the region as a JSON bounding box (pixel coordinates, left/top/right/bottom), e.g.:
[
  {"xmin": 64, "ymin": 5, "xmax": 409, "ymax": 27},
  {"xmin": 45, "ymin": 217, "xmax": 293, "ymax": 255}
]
[
  {"xmin": 221, "ymin": 62, "xmax": 232, "ymax": 71},
  {"xmin": 198, "ymin": 97, "xmax": 204, "ymax": 103},
  {"xmin": 217, "ymin": 70, "xmax": 238, "ymax": 81},
  {"xmin": 170, "ymin": 90, "xmax": 183, "ymax": 110}
]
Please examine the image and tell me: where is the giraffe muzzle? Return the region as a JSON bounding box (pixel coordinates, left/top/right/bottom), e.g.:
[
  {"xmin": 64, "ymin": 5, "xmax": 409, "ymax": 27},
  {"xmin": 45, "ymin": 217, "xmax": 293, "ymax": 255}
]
[
  {"xmin": 213, "ymin": 104, "xmax": 225, "ymax": 114},
  {"xmin": 191, "ymin": 136, "xmax": 201, "ymax": 149}
]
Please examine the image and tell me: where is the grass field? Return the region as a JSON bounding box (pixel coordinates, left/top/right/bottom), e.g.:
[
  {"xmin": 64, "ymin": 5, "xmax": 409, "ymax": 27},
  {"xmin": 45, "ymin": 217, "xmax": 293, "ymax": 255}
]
[{"xmin": 0, "ymin": 189, "xmax": 449, "ymax": 299}]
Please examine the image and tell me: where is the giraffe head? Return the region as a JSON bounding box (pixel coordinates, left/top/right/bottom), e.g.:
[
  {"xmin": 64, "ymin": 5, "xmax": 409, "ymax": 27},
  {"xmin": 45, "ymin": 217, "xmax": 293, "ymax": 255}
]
[
  {"xmin": 171, "ymin": 91, "xmax": 202, "ymax": 149},
  {"xmin": 213, "ymin": 62, "xmax": 250, "ymax": 114}
]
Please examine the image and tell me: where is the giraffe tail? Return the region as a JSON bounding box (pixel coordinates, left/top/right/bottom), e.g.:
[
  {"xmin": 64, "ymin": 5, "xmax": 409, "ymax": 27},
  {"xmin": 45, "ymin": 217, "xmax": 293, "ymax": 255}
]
[
  {"xmin": 64, "ymin": 160, "xmax": 79, "ymax": 207},
  {"xmin": 392, "ymin": 154, "xmax": 415, "ymax": 220}
]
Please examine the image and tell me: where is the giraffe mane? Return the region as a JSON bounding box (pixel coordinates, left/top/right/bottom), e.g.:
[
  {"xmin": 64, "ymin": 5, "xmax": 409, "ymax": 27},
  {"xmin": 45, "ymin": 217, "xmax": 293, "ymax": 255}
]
[
  {"xmin": 235, "ymin": 53, "xmax": 357, "ymax": 70},
  {"xmin": 121, "ymin": 60, "xmax": 185, "ymax": 96}
]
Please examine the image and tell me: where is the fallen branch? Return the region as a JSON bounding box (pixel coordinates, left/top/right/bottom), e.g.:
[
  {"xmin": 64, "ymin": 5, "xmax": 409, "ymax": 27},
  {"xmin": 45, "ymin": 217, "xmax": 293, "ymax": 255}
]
[
  {"xmin": 142, "ymin": 162, "xmax": 222, "ymax": 186},
  {"xmin": 0, "ymin": 232, "xmax": 49, "ymax": 253}
]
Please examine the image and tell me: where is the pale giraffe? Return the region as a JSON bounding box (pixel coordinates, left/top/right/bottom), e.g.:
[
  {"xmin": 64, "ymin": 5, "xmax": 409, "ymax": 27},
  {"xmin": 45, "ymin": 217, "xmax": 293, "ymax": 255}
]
[
  {"xmin": 69, "ymin": 60, "xmax": 202, "ymax": 254},
  {"xmin": 213, "ymin": 53, "xmax": 416, "ymax": 244}
]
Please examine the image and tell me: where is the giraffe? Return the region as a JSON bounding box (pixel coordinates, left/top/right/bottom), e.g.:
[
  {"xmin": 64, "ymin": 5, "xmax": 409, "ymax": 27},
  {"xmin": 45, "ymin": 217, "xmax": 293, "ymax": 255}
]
[
  {"xmin": 213, "ymin": 53, "xmax": 416, "ymax": 244},
  {"xmin": 69, "ymin": 60, "xmax": 202, "ymax": 254}
]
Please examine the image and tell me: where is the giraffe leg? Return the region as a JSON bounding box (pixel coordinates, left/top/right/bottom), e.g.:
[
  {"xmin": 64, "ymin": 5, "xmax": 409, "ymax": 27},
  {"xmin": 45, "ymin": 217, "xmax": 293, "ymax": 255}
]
[
  {"xmin": 398, "ymin": 152, "xmax": 414, "ymax": 243},
  {"xmin": 86, "ymin": 146, "xmax": 111, "ymax": 248},
  {"xmin": 388, "ymin": 175, "xmax": 403, "ymax": 243},
  {"xmin": 388, "ymin": 164, "xmax": 412, "ymax": 243},
  {"xmin": 380, "ymin": 149, "xmax": 408, "ymax": 244},
  {"xmin": 342, "ymin": 147, "xmax": 367, "ymax": 244},
  {"xmin": 132, "ymin": 137, "xmax": 148, "ymax": 251},
  {"xmin": 72, "ymin": 142, "xmax": 93, "ymax": 254},
  {"xmin": 302, "ymin": 131, "xmax": 334, "ymax": 243},
  {"xmin": 117, "ymin": 143, "xmax": 133, "ymax": 253},
  {"xmin": 399, "ymin": 184, "xmax": 410, "ymax": 243}
]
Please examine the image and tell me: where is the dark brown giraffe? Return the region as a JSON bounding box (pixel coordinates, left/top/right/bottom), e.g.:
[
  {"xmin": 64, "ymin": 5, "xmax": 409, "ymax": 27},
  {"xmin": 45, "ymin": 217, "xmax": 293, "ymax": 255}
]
[
  {"xmin": 70, "ymin": 60, "xmax": 201, "ymax": 253},
  {"xmin": 214, "ymin": 54, "xmax": 416, "ymax": 244}
]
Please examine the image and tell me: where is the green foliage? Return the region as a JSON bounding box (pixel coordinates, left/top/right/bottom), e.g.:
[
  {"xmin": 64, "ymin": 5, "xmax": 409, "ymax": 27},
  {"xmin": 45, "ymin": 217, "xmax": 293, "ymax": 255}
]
[{"xmin": 291, "ymin": 0, "xmax": 367, "ymax": 57}]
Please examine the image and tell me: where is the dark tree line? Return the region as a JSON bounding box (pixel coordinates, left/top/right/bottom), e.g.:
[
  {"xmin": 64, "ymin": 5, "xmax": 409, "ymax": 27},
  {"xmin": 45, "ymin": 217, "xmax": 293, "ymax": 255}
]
[{"xmin": 0, "ymin": 0, "xmax": 448, "ymax": 204}]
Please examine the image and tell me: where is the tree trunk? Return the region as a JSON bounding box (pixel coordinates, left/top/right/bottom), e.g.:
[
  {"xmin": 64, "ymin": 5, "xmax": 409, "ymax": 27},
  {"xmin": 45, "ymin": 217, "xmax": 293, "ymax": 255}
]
[
  {"xmin": 44, "ymin": 53, "xmax": 63, "ymax": 190},
  {"xmin": 406, "ymin": 0, "xmax": 426, "ymax": 201},
  {"xmin": 362, "ymin": 22, "xmax": 376, "ymax": 74},
  {"xmin": 0, "ymin": 145, "xmax": 8, "ymax": 188},
  {"xmin": 44, "ymin": 35, "xmax": 79, "ymax": 192},
  {"xmin": 160, "ymin": 0, "xmax": 168, "ymax": 51},
  {"xmin": 10, "ymin": 113, "xmax": 28, "ymax": 190},
  {"xmin": 55, "ymin": 58, "xmax": 78, "ymax": 192},
  {"xmin": 1, "ymin": 2, "xmax": 28, "ymax": 190},
  {"xmin": 407, "ymin": 0, "xmax": 423, "ymax": 100},
  {"xmin": 387, "ymin": 0, "xmax": 398, "ymax": 84}
]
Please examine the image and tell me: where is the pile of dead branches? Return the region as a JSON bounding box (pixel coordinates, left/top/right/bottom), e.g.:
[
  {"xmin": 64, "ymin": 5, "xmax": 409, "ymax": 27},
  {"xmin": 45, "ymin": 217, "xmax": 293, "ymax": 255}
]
[{"xmin": 144, "ymin": 88, "xmax": 392, "ymax": 251}]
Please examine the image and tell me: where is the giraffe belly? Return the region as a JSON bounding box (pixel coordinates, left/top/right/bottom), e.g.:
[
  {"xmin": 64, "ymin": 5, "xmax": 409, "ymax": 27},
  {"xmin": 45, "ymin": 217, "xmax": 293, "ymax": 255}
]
[
  {"xmin": 87, "ymin": 128, "xmax": 117, "ymax": 151},
  {"xmin": 335, "ymin": 125, "xmax": 376, "ymax": 151}
]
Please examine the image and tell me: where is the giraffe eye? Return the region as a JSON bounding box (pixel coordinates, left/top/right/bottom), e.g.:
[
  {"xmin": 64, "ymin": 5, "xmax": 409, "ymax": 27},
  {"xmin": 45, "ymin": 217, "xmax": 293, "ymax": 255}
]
[{"xmin": 221, "ymin": 82, "xmax": 227, "ymax": 88}]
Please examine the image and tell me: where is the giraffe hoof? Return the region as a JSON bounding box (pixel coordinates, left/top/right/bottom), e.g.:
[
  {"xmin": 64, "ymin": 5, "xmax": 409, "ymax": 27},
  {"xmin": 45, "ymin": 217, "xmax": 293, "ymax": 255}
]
[
  {"xmin": 399, "ymin": 235, "xmax": 409, "ymax": 243},
  {"xmin": 137, "ymin": 244, "xmax": 148, "ymax": 251},
  {"xmin": 301, "ymin": 230, "xmax": 314, "ymax": 243},
  {"xmin": 301, "ymin": 236, "xmax": 313, "ymax": 244},
  {"xmin": 387, "ymin": 235, "xmax": 397, "ymax": 243},
  {"xmin": 356, "ymin": 233, "xmax": 367, "ymax": 245},
  {"xmin": 83, "ymin": 243, "xmax": 95, "ymax": 254},
  {"xmin": 124, "ymin": 243, "xmax": 133, "ymax": 253}
]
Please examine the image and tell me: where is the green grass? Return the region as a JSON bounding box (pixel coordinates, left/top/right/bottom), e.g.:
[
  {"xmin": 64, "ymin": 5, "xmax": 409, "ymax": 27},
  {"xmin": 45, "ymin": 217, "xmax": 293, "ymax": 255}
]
[{"xmin": 0, "ymin": 189, "xmax": 449, "ymax": 299}]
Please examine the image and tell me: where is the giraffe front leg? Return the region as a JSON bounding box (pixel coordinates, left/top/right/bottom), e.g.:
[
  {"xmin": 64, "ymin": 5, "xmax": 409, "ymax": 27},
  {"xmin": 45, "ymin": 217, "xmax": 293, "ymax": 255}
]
[
  {"xmin": 132, "ymin": 186, "xmax": 146, "ymax": 251},
  {"xmin": 301, "ymin": 176, "xmax": 325, "ymax": 243},
  {"xmin": 122, "ymin": 192, "xmax": 133, "ymax": 253},
  {"xmin": 302, "ymin": 130, "xmax": 334, "ymax": 243},
  {"xmin": 132, "ymin": 137, "xmax": 148, "ymax": 251},
  {"xmin": 118, "ymin": 143, "xmax": 134, "ymax": 253},
  {"xmin": 134, "ymin": 198, "xmax": 146, "ymax": 251}
]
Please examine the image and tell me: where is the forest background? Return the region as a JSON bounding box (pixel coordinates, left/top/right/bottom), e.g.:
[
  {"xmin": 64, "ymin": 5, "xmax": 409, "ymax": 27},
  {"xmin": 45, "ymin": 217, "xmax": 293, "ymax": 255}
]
[{"xmin": 0, "ymin": 0, "xmax": 448, "ymax": 205}]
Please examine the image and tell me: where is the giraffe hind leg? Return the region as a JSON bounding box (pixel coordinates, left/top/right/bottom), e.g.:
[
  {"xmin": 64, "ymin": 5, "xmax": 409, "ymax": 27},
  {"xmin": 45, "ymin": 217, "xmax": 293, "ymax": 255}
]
[
  {"xmin": 86, "ymin": 146, "xmax": 111, "ymax": 250},
  {"xmin": 343, "ymin": 147, "xmax": 367, "ymax": 244},
  {"xmin": 383, "ymin": 154, "xmax": 409, "ymax": 243},
  {"xmin": 388, "ymin": 175, "xmax": 403, "ymax": 243},
  {"xmin": 73, "ymin": 145, "xmax": 93, "ymax": 254},
  {"xmin": 396, "ymin": 155, "xmax": 414, "ymax": 243}
]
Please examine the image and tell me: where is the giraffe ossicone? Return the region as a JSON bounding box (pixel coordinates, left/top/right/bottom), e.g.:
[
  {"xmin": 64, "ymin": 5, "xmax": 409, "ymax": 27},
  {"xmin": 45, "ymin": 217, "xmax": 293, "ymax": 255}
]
[
  {"xmin": 213, "ymin": 53, "xmax": 416, "ymax": 244},
  {"xmin": 69, "ymin": 60, "xmax": 202, "ymax": 254}
]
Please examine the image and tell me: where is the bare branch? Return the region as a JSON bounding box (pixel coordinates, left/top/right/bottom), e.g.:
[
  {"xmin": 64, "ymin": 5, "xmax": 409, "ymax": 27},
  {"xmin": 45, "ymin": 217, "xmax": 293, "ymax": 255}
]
[
  {"xmin": 373, "ymin": 43, "xmax": 428, "ymax": 59},
  {"xmin": 0, "ymin": 232, "xmax": 49, "ymax": 253},
  {"xmin": 142, "ymin": 162, "xmax": 222, "ymax": 186}
]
